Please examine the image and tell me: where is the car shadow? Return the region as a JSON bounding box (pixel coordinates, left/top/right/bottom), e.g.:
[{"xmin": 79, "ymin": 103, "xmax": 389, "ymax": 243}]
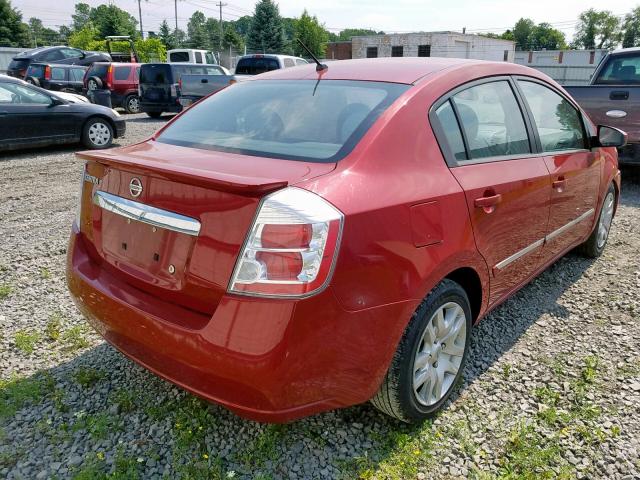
[
  {"xmin": 620, "ymin": 168, "xmax": 640, "ymax": 207},
  {"xmin": 2, "ymin": 250, "xmax": 597, "ymax": 478},
  {"xmin": 0, "ymin": 142, "xmax": 128, "ymax": 161}
]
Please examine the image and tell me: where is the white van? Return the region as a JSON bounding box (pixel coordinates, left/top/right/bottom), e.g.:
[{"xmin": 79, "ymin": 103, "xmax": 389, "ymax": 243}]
[{"xmin": 167, "ymin": 49, "xmax": 219, "ymax": 66}]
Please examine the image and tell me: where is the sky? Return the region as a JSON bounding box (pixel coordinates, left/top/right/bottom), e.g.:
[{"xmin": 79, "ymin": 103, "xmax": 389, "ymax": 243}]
[{"xmin": 11, "ymin": 0, "xmax": 637, "ymax": 40}]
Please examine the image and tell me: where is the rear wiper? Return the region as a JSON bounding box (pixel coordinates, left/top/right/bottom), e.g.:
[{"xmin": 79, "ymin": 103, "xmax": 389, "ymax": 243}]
[{"xmin": 297, "ymin": 39, "xmax": 327, "ymax": 72}]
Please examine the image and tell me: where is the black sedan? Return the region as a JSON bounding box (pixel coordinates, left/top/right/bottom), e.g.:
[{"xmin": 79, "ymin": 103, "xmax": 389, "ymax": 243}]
[
  {"xmin": 0, "ymin": 75, "xmax": 125, "ymax": 151},
  {"xmin": 7, "ymin": 46, "xmax": 111, "ymax": 79}
]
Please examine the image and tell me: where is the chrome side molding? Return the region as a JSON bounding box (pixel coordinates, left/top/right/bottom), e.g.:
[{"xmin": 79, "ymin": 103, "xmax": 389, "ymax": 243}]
[
  {"xmin": 94, "ymin": 191, "xmax": 201, "ymax": 236},
  {"xmin": 495, "ymin": 208, "xmax": 595, "ymax": 271}
]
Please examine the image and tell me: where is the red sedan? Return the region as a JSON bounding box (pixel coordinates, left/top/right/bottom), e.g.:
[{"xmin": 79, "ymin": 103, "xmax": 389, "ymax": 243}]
[{"xmin": 67, "ymin": 58, "xmax": 626, "ymax": 423}]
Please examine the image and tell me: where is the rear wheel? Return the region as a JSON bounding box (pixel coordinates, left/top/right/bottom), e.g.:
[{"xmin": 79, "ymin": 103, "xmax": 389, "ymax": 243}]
[
  {"xmin": 146, "ymin": 111, "xmax": 162, "ymax": 118},
  {"xmin": 82, "ymin": 118, "xmax": 113, "ymax": 149},
  {"xmin": 371, "ymin": 279, "xmax": 472, "ymax": 423},
  {"xmin": 579, "ymin": 183, "xmax": 616, "ymax": 258},
  {"xmin": 124, "ymin": 94, "xmax": 140, "ymax": 114},
  {"xmin": 87, "ymin": 76, "xmax": 103, "ymax": 90}
]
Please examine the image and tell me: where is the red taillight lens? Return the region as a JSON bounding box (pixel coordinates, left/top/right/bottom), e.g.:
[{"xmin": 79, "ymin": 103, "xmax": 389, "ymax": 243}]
[
  {"xmin": 44, "ymin": 65, "xmax": 51, "ymax": 80},
  {"xmin": 106, "ymin": 65, "xmax": 113, "ymax": 88},
  {"xmin": 229, "ymin": 188, "xmax": 343, "ymax": 298}
]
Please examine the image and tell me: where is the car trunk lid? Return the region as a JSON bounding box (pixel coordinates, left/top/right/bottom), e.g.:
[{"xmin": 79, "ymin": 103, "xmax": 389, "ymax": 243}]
[{"xmin": 76, "ymin": 141, "xmax": 335, "ymax": 316}]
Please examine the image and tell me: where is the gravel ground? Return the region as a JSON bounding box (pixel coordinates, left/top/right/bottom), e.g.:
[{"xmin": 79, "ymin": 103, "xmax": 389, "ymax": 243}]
[{"xmin": 1, "ymin": 114, "xmax": 639, "ymax": 479}]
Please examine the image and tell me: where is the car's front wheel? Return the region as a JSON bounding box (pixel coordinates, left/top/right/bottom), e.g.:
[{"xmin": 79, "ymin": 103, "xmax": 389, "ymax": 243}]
[
  {"xmin": 82, "ymin": 118, "xmax": 113, "ymax": 149},
  {"xmin": 124, "ymin": 94, "xmax": 140, "ymax": 114},
  {"xmin": 371, "ymin": 279, "xmax": 472, "ymax": 423}
]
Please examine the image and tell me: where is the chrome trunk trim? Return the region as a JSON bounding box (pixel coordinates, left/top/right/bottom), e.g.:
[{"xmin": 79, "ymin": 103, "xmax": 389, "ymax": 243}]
[{"xmin": 94, "ymin": 191, "xmax": 201, "ymax": 236}]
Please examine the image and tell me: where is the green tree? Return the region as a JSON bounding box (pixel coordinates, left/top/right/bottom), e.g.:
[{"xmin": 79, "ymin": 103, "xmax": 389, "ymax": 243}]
[
  {"xmin": 336, "ymin": 28, "xmax": 383, "ymax": 41},
  {"xmin": 72, "ymin": 3, "xmax": 92, "ymax": 32},
  {"xmin": 68, "ymin": 24, "xmax": 98, "ymax": 49},
  {"xmin": 204, "ymin": 17, "xmax": 222, "ymax": 50},
  {"xmin": 512, "ymin": 18, "xmax": 535, "ymax": 50},
  {"xmin": 89, "ymin": 4, "xmax": 138, "ymax": 39},
  {"xmin": 223, "ymin": 25, "xmax": 244, "ymax": 52},
  {"xmin": 294, "ymin": 10, "xmax": 328, "ymax": 58},
  {"xmin": 234, "ymin": 15, "xmax": 252, "ymax": 37},
  {"xmin": 27, "ymin": 18, "xmax": 61, "ymax": 47},
  {"xmin": 158, "ymin": 20, "xmax": 175, "ymax": 49},
  {"xmin": 622, "ymin": 6, "xmax": 640, "ymax": 47},
  {"xmin": 0, "ymin": 0, "xmax": 29, "ymax": 47},
  {"xmin": 530, "ymin": 23, "xmax": 566, "ymax": 50},
  {"xmin": 573, "ymin": 9, "xmax": 621, "ymax": 49},
  {"xmin": 247, "ymin": 0, "xmax": 285, "ymax": 53},
  {"xmin": 87, "ymin": 37, "xmax": 165, "ymax": 62},
  {"xmin": 186, "ymin": 10, "xmax": 207, "ymax": 48}
]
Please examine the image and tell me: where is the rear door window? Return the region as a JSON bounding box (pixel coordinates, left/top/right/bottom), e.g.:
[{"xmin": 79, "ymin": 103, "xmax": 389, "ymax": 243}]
[
  {"xmin": 595, "ymin": 53, "xmax": 640, "ymax": 84},
  {"xmin": 451, "ymin": 81, "xmax": 531, "ymax": 160},
  {"xmin": 434, "ymin": 101, "xmax": 467, "ymax": 161},
  {"xmin": 194, "ymin": 52, "xmax": 203, "ymax": 64},
  {"xmin": 114, "ymin": 66, "xmax": 131, "ymax": 81},
  {"xmin": 70, "ymin": 68, "xmax": 86, "ymax": 82},
  {"xmin": 61, "ymin": 48, "xmax": 83, "ymax": 59},
  {"xmin": 169, "ymin": 51, "xmax": 189, "ymax": 62},
  {"xmin": 283, "ymin": 58, "xmax": 295, "ymax": 68},
  {"xmin": 517, "ymin": 80, "xmax": 586, "ymax": 152},
  {"xmin": 295, "ymin": 59, "xmax": 308, "ymax": 66},
  {"xmin": 157, "ymin": 79, "xmax": 409, "ymax": 162},
  {"xmin": 140, "ymin": 64, "xmax": 173, "ymax": 84},
  {"xmin": 51, "ymin": 67, "xmax": 66, "ymax": 81},
  {"xmin": 235, "ymin": 57, "xmax": 279, "ymax": 75},
  {"xmin": 41, "ymin": 49, "xmax": 64, "ymax": 62},
  {"xmin": 205, "ymin": 52, "xmax": 215, "ymax": 64},
  {"xmin": 87, "ymin": 64, "xmax": 108, "ymax": 81}
]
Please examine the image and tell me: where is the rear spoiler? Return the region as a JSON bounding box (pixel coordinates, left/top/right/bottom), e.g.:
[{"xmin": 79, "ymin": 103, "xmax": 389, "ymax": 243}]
[{"xmin": 76, "ymin": 150, "xmax": 288, "ymax": 195}]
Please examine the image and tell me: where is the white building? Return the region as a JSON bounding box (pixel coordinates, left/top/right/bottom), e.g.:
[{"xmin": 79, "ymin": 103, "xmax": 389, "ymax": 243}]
[
  {"xmin": 351, "ymin": 32, "xmax": 515, "ymax": 62},
  {"xmin": 513, "ymin": 49, "xmax": 608, "ymax": 85}
]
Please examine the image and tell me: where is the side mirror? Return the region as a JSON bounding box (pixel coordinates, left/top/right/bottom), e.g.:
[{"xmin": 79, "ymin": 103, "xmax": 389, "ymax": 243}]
[
  {"xmin": 49, "ymin": 97, "xmax": 65, "ymax": 107},
  {"xmin": 597, "ymin": 125, "xmax": 627, "ymax": 148}
]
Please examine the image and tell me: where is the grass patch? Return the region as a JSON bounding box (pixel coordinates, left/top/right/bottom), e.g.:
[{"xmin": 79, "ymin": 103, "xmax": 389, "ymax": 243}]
[
  {"xmin": 62, "ymin": 325, "xmax": 91, "ymax": 352},
  {"xmin": 0, "ymin": 372, "xmax": 54, "ymax": 418},
  {"xmin": 40, "ymin": 267, "xmax": 52, "ymax": 279},
  {"xmin": 14, "ymin": 329, "xmax": 42, "ymax": 354},
  {"xmin": 71, "ymin": 449, "xmax": 141, "ymax": 480},
  {"xmin": 239, "ymin": 424, "xmax": 287, "ymax": 469},
  {"xmin": 111, "ymin": 389, "xmax": 137, "ymax": 413},
  {"xmin": 0, "ymin": 283, "xmax": 12, "ymax": 300},
  {"xmin": 45, "ymin": 312, "xmax": 65, "ymax": 341},
  {"xmin": 72, "ymin": 412, "xmax": 119, "ymax": 440},
  {"xmin": 73, "ymin": 367, "xmax": 105, "ymax": 388}
]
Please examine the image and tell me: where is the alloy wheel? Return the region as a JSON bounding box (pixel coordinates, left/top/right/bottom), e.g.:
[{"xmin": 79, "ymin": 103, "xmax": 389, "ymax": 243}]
[
  {"xmin": 597, "ymin": 192, "xmax": 615, "ymax": 249},
  {"xmin": 413, "ymin": 301, "xmax": 466, "ymax": 406},
  {"xmin": 88, "ymin": 122, "xmax": 111, "ymax": 146},
  {"xmin": 128, "ymin": 96, "xmax": 140, "ymax": 113}
]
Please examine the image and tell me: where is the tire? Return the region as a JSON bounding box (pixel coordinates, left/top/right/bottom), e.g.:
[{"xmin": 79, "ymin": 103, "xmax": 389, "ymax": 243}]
[
  {"xmin": 371, "ymin": 279, "xmax": 472, "ymax": 423},
  {"xmin": 25, "ymin": 77, "xmax": 40, "ymax": 87},
  {"xmin": 146, "ymin": 111, "xmax": 162, "ymax": 118},
  {"xmin": 82, "ymin": 118, "xmax": 113, "ymax": 149},
  {"xmin": 579, "ymin": 183, "xmax": 616, "ymax": 258},
  {"xmin": 124, "ymin": 94, "xmax": 141, "ymax": 114},
  {"xmin": 87, "ymin": 76, "xmax": 103, "ymax": 90}
]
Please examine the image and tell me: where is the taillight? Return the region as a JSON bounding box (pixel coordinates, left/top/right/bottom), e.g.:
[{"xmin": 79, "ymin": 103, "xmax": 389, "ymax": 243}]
[
  {"xmin": 171, "ymin": 82, "xmax": 178, "ymax": 97},
  {"xmin": 229, "ymin": 187, "xmax": 343, "ymax": 298},
  {"xmin": 44, "ymin": 65, "xmax": 51, "ymax": 80},
  {"xmin": 106, "ymin": 65, "xmax": 113, "ymax": 88}
]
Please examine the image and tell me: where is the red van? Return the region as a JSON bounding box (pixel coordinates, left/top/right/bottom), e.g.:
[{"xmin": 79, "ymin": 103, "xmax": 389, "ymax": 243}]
[
  {"xmin": 67, "ymin": 58, "xmax": 625, "ymax": 423},
  {"xmin": 84, "ymin": 62, "xmax": 141, "ymax": 113}
]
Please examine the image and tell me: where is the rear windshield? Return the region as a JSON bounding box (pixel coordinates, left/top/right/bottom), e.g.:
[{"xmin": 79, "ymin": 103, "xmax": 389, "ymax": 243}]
[
  {"xmin": 595, "ymin": 53, "xmax": 640, "ymax": 85},
  {"xmin": 87, "ymin": 64, "xmax": 109, "ymax": 80},
  {"xmin": 169, "ymin": 51, "xmax": 190, "ymax": 62},
  {"xmin": 235, "ymin": 57, "xmax": 279, "ymax": 75},
  {"xmin": 9, "ymin": 59, "xmax": 30, "ymax": 70},
  {"xmin": 141, "ymin": 64, "xmax": 224, "ymax": 84},
  {"xmin": 26, "ymin": 64, "xmax": 45, "ymax": 77},
  {"xmin": 156, "ymin": 80, "xmax": 409, "ymax": 162}
]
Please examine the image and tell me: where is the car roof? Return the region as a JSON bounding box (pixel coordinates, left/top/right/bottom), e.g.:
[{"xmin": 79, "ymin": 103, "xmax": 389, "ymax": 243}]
[
  {"xmin": 611, "ymin": 47, "xmax": 640, "ymax": 55},
  {"xmin": 14, "ymin": 46, "xmax": 69, "ymax": 58},
  {"xmin": 91, "ymin": 62, "xmax": 141, "ymax": 66},
  {"xmin": 254, "ymin": 57, "xmax": 540, "ymax": 85},
  {"xmin": 239, "ymin": 54, "xmax": 305, "ymax": 61},
  {"xmin": 28, "ymin": 63, "xmax": 87, "ymax": 68},
  {"xmin": 0, "ymin": 74, "xmax": 27, "ymax": 84}
]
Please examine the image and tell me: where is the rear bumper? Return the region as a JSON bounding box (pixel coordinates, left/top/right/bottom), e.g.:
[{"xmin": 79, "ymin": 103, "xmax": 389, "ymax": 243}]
[
  {"xmin": 66, "ymin": 226, "xmax": 413, "ymax": 422},
  {"xmin": 141, "ymin": 102, "xmax": 182, "ymax": 114}
]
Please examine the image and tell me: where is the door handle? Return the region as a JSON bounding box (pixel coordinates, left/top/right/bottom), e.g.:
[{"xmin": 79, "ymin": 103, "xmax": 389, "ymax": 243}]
[
  {"xmin": 610, "ymin": 90, "xmax": 629, "ymax": 100},
  {"xmin": 552, "ymin": 177, "xmax": 567, "ymax": 191},
  {"xmin": 474, "ymin": 193, "xmax": 502, "ymax": 209}
]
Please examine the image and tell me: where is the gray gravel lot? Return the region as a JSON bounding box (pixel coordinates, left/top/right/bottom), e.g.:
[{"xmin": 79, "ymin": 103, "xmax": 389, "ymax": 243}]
[{"xmin": 1, "ymin": 113, "xmax": 639, "ymax": 479}]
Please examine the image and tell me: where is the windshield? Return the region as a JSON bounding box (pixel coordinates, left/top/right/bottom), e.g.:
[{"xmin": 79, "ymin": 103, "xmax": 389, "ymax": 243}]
[
  {"xmin": 156, "ymin": 80, "xmax": 409, "ymax": 162},
  {"xmin": 235, "ymin": 57, "xmax": 279, "ymax": 75}
]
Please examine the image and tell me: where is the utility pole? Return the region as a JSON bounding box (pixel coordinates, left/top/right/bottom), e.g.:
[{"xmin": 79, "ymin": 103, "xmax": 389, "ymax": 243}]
[
  {"xmin": 137, "ymin": 0, "xmax": 144, "ymax": 39},
  {"xmin": 174, "ymin": 0, "xmax": 179, "ymax": 33},
  {"xmin": 216, "ymin": 2, "xmax": 227, "ymax": 50}
]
